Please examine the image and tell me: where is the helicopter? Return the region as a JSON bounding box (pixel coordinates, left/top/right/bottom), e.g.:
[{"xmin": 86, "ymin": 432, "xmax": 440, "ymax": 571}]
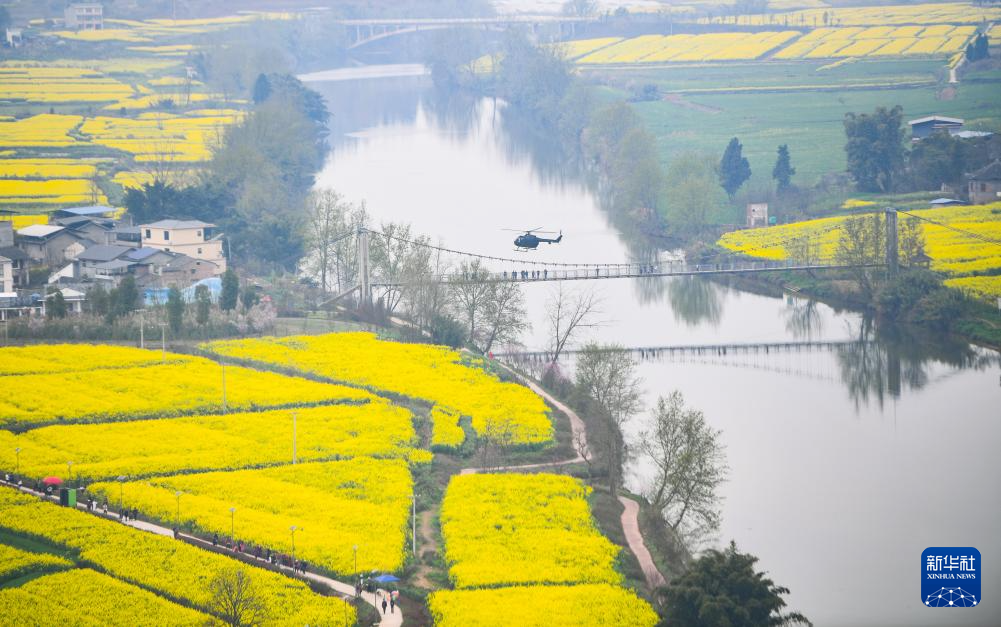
[{"xmin": 505, "ymin": 227, "xmax": 563, "ymax": 251}]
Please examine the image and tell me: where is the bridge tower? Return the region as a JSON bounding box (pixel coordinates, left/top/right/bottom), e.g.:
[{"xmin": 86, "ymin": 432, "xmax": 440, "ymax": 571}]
[
  {"xmin": 357, "ymin": 226, "xmax": 371, "ymax": 308},
  {"xmin": 885, "ymin": 208, "xmax": 898, "ymax": 277}
]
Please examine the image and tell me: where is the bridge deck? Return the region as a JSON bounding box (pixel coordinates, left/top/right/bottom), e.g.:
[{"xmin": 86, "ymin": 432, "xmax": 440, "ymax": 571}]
[
  {"xmin": 496, "ymin": 340, "xmax": 871, "ymax": 359},
  {"xmin": 371, "ymin": 261, "xmax": 882, "ymax": 287}
]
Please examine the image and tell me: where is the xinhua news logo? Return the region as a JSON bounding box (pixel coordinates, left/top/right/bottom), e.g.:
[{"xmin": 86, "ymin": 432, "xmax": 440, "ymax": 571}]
[{"xmin": 922, "ymin": 547, "xmax": 981, "ymax": 608}]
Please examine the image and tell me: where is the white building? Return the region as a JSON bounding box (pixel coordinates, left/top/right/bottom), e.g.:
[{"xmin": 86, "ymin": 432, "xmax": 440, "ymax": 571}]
[
  {"xmin": 0, "ymin": 254, "xmax": 13, "ymax": 294},
  {"xmin": 64, "ymin": 3, "xmax": 103, "ymax": 30},
  {"xmin": 139, "ymin": 220, "xmax": 226, "ymax": 273}
]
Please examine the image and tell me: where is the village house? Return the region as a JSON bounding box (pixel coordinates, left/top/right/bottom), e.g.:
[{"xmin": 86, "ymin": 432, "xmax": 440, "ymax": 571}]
[
  {"xmin": 139, "ymin": 220, "xmax": 227, "ymax": 273},
  {"xmin": 0, "ymin": 246, "xmax": 30, "ymax": 289},
  {"xmin": 968, "ymin": 160, "xmax": 1001, "ymax": 205},
  {"xmin": 0, "ymin": 254, "xmax": 13, "ymax": 294},
  {"xmin": 908, "ymin": 116, "xmax": 964, "ymax": 141},
  {"xmin": 64, "ymin": 3, "xmax": 103, "ymax": 30},
  {"xmin": 16, "ymin": 225, "xmax": 89, "ymax": 267}
]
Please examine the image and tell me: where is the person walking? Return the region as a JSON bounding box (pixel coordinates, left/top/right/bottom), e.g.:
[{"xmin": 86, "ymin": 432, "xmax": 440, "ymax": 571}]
[
  {"xmin": 381, "ymin": 597, "xmax": 388, "ymax": 615},
  {"xmin": 212, "ymin": 533, "xmax": 218, "ymax": 546},
  {"xmin": 390, "ymin": 595, "xmax": 396, "ymax": 614}
]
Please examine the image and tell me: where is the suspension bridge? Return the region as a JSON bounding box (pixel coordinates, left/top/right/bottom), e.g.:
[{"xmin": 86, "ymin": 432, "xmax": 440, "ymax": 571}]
[{"xmin": 493, "ymin": 339, "xmax": 872, "ymax": 361}]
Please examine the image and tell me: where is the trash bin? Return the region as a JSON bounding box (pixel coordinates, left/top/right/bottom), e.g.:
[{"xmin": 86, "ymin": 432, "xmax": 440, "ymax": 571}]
[{"xmin": 59, "ymin": 487, "xmax": 76, "ymax": 508}]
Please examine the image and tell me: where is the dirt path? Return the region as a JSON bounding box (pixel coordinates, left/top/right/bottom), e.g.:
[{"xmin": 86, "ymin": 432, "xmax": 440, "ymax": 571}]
[
  {"xmin": 662, "ymin": 93, "xmax": 722, "ymax": 113},
  {"xmin": 412, "ymin": 509, "xmax": 439, "ymax": 589},
  {"xmin": 456, "ymin": 362, "xmax": 668, "ymax": 589},
  {"xmin": 618, "ymin": 496, "xmax": 667, "ymax": 589},
  {"xmin": 6, "ymin": 482, "xmax": 402, "ymax": 627}
]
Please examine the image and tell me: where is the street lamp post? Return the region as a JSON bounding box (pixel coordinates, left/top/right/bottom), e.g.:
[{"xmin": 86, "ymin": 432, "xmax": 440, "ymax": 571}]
[
  {"xmin": 117, "ymin": 476, "xmax": 126, "ymax": 515},
  {"xmin": 159, "ymin": 323, "xmax": 166, "ymax": 362},
  {"xmin": 292, "ymin": 411, "xmax": 297, "ymax": 465},
  {"xmin": 174, "ymin": 490, "xmax": 182, "ymax": 528},
  {"xmin": 221, "ymin": 362, "xmax": 227, "ymax": 413},
  {"xmin": 230, "ymin": 506, "xmax": 236, "ymax": 544},
  {"xmin": 14, "ymin": 447, "xmax": 20, "ymax": 475},
  {"xmin": 412, "ymin": 493, "xmax": 417, "ymax": 556},
  {"xmin": 66, "ymin": 461, "xmax": 73, "ymax": 486},
  {"xmin": 134, "ymin": 309, "xmax": 146, "ymax": 349},
  {"xmin": 353, "ymin": 544, "xmax": 358, "ymax": 596},
  {"xmin": 290, "ymin": 525, "xmax": 299, "ymax": 572}
]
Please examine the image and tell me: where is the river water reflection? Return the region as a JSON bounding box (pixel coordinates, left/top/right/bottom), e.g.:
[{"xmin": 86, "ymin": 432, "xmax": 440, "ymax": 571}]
[{"xmin": 308, "ymin": 72, "xmax": 1001, "ymax": 626}]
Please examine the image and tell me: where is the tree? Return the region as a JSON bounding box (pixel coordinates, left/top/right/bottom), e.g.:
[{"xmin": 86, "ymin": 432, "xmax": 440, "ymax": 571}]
[
  {"xmin": 479, "ymin": 282, "xmax": 528, "ymax": 354},
  {"xmin": 609, "ymin": 127, "xmax": 665, "ymax": 212},
  {"xmin": 545, "ymin": 284, "xmax": 602, "ymax": 363},
  {"xmin": 638, "ymin": 391, "xmax": 726, "ymax": 549},
  {"xmin": 113, "ymin": 275, "xmax": 139, "ymax": 320},
  {"xmin": 663, "ymin": 152, "xmax": 729, "ymax": 230},
  {"xmin": 719, "ymin": 137, "xmax": 752, "ymax": 199},
  {"xmin": 252, "ymin": 73, "xmax": 271, "ymax": 105},
  {"xmin": 46, "ymin": 291, "xmax": 67, "ymax": 319},
  {"xmin": 450, "ymin": 259, "xmax": 493, "ymax": 345},
  {"xmin": 844, "ymin": 105, "xmax": 905, "ymax": 192},
  {"xmin": 370, "ymin": 223, "xmax": 427, "ymax": 315},
  {"xmin": 834, "ymin": 213, "xmax": 885, "ymax": 297},
  {"xmin": 195, "ymin": 284, "xmax": 211, "ymax": 326},
  {"xmin": 772, "ymin": 144, "xmax": 795, "ymax": 192},
  {"xmin": 304, "ymin": 189, "xmax": 346, "ymax": 293},
  {"xmin": 575, "ymin": 344, "xmax": 643, "ymax": 496},
  {"xmin": 906, "ymin": 131, "xmax": 968, "ymax": 191},
  {"xmin": 240, "ymin": 287, "xmax": 259, "ymax": 312},
  {"xmin": 562, "ymin": 0, "xmax": 598, "ymax": 16},
  {"xmin": 167, "ymin": 286, "xmax": 184, "ymax": 333},
  {"xmin": 221, "ymin": 269, "xmax": 239, "ymax": 312},
  {"xmin": 209, "ymin": 567, "xmax": 268, "ymax": 627},
  {"xmin": 898, "ymin": 215, "xmax": 927, "ymax": 267},
  {"xmin": 495, "ymin": 29, "xmax": 573, "ymax": 129},
  {"xmin": 662, "ymin": 541, "xmax": 811, "ymax": 627}
]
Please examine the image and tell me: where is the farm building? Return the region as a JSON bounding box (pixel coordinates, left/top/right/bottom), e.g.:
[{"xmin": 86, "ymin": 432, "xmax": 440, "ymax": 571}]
[
  {"xmin": 967, "ymin": 160, "xmax": 1001, "ymax": 205},
  {"xmin": 64, "ymin": 3, "xmax": 103, "ymax": 30},
  {"xmin": 908, "ymin": 116, "xmax": 963, "ymax": 141}
]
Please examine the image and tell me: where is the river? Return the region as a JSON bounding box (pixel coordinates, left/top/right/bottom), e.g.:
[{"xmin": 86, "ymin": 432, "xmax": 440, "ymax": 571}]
[{"xmin": 306, "ymin": 69, "xmax": 1001, "ymax": 626}]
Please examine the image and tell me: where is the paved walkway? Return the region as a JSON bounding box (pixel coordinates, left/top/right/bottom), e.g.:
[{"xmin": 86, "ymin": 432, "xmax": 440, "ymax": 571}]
[
  {"xmin": 619, "ymin": 496, "xmax": 666, "ymax": 589},
  {"xmin": 457, "ymin": 361, "xmax": 668, "ymax": 590},
  {"xmin": 4, "ymin": 482, "xmax": 402, "ymax": 627}
]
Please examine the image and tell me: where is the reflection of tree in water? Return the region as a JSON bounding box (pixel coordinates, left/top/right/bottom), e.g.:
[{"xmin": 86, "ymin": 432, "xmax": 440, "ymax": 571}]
[
  {"xmin": 312, "ymin": 76, "xmax": 426, "ymax": 148},
  {"xmin": 783, "ymin": 297, "xmax": 824, "ymax": 340},
  {"xmin": 836, "ymin": 318, "xmax": 998, "ymax": 411},
  {"xmin": 666, "ymin": 276, "xmax": 724, "ymax": 328},
  {"xmin": 421, "ymin": 85, "xmax": 481, "ymax": 139}
]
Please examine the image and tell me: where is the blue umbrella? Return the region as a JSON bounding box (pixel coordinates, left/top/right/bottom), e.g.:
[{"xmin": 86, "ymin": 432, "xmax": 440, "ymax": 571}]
[{"xmin": 372, "ymin": 574, "xmax": 400, "ymax": 583}]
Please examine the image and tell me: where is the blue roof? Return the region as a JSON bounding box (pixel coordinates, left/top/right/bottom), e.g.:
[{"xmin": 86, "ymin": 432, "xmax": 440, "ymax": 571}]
[{"xmin": 59, "ymin": 205, "xmax": 116, "ymax": 216}]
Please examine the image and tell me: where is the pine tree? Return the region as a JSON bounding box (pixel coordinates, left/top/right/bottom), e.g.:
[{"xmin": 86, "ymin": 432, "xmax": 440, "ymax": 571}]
[
  {"xmin": 772, "ymin": 144, "xmax": 796, "ymax": 192},
  {"xmin": 719, "ymin": 137, "xmax": 751, "ymax": 199},
  {"xmin": 46, "ymin": 291, "xmax": 67, "ymax": 319},
  {"xmin": 167, "ymin": 286, "xmax": 184, "ymax": 333},
  {"xmin": 252, "ymin": 73, "xmax": 271, "ymax": 105},
  {"xmin": 195, "ymin": 284, "xmax": 211, "ymax": 326},
  {"xmin": 220, "ymin": 269, "xmax": 239, "ymax": 312}
]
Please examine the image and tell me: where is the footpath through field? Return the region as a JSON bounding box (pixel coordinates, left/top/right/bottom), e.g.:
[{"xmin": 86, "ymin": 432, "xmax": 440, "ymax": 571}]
[
  {"xmin": 3, "ymin": 480, "xmax": 402, "ymax": 627},
  {"xmin": 459, "ymin": 361, "xmax": 667, "ymax": 590}
]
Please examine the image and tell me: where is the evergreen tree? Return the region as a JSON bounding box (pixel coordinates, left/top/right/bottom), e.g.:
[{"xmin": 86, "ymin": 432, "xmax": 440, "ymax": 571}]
[
  {"xmin": 844, "ymin": 105, "xmax": 905, "ymax": 192},
  {"xmin": 195, "ymin": 284, "xmax": 211, "ymax": 326},
  {"xmin": 221, "ymin": 269, "xmax": 239, "ymax": 312},
  {"xmin": 46, "ymin": 291, "xmax": 67, "ymax": 319},
  {"xmin": 719, "ymin": 137, "xmax": 751, "ymax": 199},
  {"xmin": 662, "ymin": 541, "xmax": 811, "ymax": 627},
  {"xmin": 252, "ymin": 73, "xmax": 272, "ymax": 104},
  {"xmin": 240, "ymin": 287, "xmax": 259, "ymax": 312},
  {"xmin": 772, "ymin": 144, "xmax": 796, "ymax": 192},
  {"xmin": 113, "ymin": 275, "xmax": 139, "ymax": 319},
  {"xmin": 167, "ymin": 286, "xmax": 184, "ymax": 333}
]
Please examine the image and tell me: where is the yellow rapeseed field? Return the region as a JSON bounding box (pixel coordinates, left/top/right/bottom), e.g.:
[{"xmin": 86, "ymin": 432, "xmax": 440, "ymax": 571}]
[
  {"xmin": 441, "ymin": 473, "xmax": 621, "ymax": 588},
  {"xmin": 0, "ymin": 569, "xmax": 212, "ymax": 626},
  {"xmin": 91, "ymin": 458, "xmax": 413, "ymax": 574},
  {"xmin": 0, "ymin": 114, "xmax": 82, "ymax": 148},
  {"xmin": 718, "ymin": 203, "xmax": 1001, "ymax": 299},
  {"xmin": 0, "ymin": 355, "xmax": 372, "ymax": 427},
  {"xmin": 0, "ymin": 158, "xmax": 100, "ymax": 179},
  {"xmin": 576, "ymin": 31, "xmax": 799, "ymax": 64},
  {"xmin": 428, "ymin": 584, "xmax": 658, "ymax": 627},
  {"xmin": 0, "ymin": 543, "xmax": 72, "ymax": 580},
  {"xmin": 700, "ymin": 3, "xmax": 1001, "ymax": 26},
  {"xmin": 0, "ymin": 488, "xmax": 355, "ymax": 626},
  {"xmin": 203, "ymin": 333, "xmax": 553, "ymax": 446},
  {"xmin": 0, "ymin": 402, "xmax": 419, "ymax": 480},
  {"xmin": 0, "ymin": 344, "xmax": 192, "ymax": 375}
]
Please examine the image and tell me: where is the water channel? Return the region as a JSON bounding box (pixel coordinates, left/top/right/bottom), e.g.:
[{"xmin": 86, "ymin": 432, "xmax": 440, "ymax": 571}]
[{"xmin": 306, "ymin": 69, "xmax": 1001, "ymax": 626}]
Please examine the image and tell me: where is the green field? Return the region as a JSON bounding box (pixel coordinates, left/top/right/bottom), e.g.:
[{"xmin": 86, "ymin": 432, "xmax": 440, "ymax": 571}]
[{"xmin": 604, "ymin": 59, "xmax": 1001, "ymax": 186}]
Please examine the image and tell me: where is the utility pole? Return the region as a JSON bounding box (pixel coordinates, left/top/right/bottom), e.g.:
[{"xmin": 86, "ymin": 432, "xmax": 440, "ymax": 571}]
[
  {"xmin": 292, "ymin": 411, "xmax": 297, "ymax": 464},
  {"xmin": 357, "ymin": 226, "xmax": 371, "ymax": 309},
  {"xmin": 158, "ymin": 323, "xmax": 166, "ymax": 362},
  {"xmin": 412, "ymin": 494, "xmax": 417, "ymax": 556},
  {"xmin": 885, "ymin": 208, "xmax": 898, "ymax": 278},
  {"xmin": 135, "ymin": 309, "xmax": 146, "ymax": 349},
  {"xmin": 221, "ymin": 362, "xmax": 227, "ymax": 413}
]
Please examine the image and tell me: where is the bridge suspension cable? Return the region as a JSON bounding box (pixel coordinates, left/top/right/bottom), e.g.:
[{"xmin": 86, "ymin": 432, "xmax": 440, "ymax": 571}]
[{"xmin": 897, "ymin": 209, "xmax": 1001, "ymax": 249}]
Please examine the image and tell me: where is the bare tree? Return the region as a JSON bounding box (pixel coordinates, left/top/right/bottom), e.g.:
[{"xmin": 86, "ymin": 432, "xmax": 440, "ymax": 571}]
[
  {"xmin": 637, "ymin": 391, "xmax": 727, "ymax": 551},
  {"xmin": 545, "ymin": 284, "xmax": 602, "ymax": 363},
  {"xmin": 403, "ymin": 243, "xmax": 450, "ymax": 334},
  {"xmin": 302, "ymin": 189, "xmax": 355, "ymax": 293},
  {"xmin": 476, "ymin": 415, "xmax": 519, "ymax": 468},
  {"xmin": 835, "ymin": 213, "xmax": 885, "ymax": 297},
  {"xmin": 450, "ymin": 258, "xmax": 493, "ymax": 344},
  {"xmin": 478, "ymin": 281, "xmax": 528, "ymax": 354},
  {"xmin": 370, "ymin": 222, "xmax": 427, "ymax": 314},
  {"xmin": 898, "ymin": 216, "xmax": 927, "ymax": 267},
  {"xmin": 563, "ymin": 0, "xmax": 598, "ymax": 16},
  {"xmin": 574, "ymin": 343, "xmax": 643, "ymax": 496},
  {"xmin": 209, "ymin": 567, "xmax": 268, "ymax": 627}
]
